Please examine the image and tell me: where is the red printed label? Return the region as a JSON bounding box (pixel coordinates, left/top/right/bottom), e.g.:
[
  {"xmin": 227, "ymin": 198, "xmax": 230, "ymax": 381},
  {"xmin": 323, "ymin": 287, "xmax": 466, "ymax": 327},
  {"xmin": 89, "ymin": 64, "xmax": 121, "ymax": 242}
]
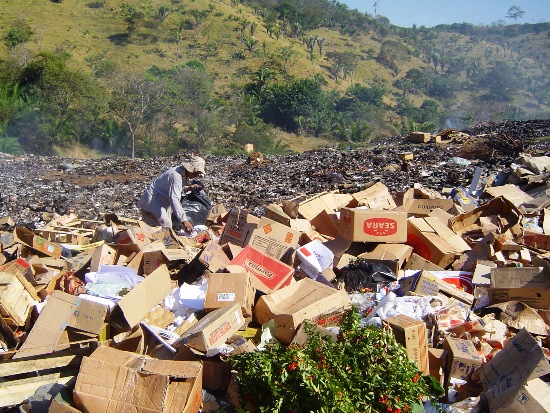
[{"xmin": 363, "ymin": 218, "xmax": 397, "ymax": 236}]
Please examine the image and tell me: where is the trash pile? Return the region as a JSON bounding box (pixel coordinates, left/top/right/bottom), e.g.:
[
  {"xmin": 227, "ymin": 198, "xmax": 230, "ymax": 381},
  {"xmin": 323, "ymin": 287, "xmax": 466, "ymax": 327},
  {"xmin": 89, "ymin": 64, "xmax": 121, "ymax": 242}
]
[{"xmin": 0, "ymin": 128, "xmax": 550, "ymax": 413}]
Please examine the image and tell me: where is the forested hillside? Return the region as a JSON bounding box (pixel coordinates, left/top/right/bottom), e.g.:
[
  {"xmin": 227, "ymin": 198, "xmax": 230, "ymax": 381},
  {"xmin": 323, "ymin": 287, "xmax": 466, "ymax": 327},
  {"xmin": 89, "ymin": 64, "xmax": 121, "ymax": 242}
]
[{"xmin": 0, "ymin": 0, "xmax": 548, "ymax": 157}]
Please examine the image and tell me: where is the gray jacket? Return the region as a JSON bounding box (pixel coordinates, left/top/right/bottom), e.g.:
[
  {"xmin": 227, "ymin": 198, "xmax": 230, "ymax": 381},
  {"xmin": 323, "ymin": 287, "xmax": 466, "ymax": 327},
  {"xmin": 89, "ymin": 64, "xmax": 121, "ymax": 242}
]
[{"xmin": 137, "ymin": 166, "xmax": 189, "ymax": 227}]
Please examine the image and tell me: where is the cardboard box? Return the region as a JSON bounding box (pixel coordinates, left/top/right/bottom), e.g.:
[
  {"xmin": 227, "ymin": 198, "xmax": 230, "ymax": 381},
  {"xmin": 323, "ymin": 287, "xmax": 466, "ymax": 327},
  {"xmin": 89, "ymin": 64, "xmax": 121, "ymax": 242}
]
[
  {"xmin": 204, "ymin": 272, "xmax": 256, "ymax": 317},
  {"xmin": 142, "ymin": 244, "xmax": 200, "ymax": 276},
  {"xmin": 253, "ymin": 278, "xmax": 351, "ymax": 344},
  {"xmin": 400, "ymin": 270, "xmax": 474, "ymax": 304},
  {"xmin": 386, "ymin": 314, "xmax": 429, "ymax": 375},
  {"xmin": 109, "ymin": 265, "xmax": 174, "ymax": 330},
  {"xmin": 449, "ymin": 196, "xmax": 522, "ymax": 240},
  {"xmin": 296, "ymin": 240, "xmax": 334, "ymax": 280},
  {"xmin": 478, "ymin": 328, "xmax": 550, "ymax": 413},
  {"xmin": 409, "ymin": 132, "xmax": 431, "ymax": 143},
  {"xmin": 219, "ymin": 208, "xmax": 258, "ymax": 247},
  {"xmin": 247, "ymin": 217, "xmax": 300, "ymax": 262},
  {"xmin": 522, "ymin": 230, "xmax": 550, "ymax": 251},
  {"xmin": 297, "ymin": 194, "xmax": 340, "ymax": 237},
  {"xmin": 339, "ymin": 208, "xmax": 407, "ymax": 243},
  {"xmin": 407, "ymin": 217, "xmax": 471, "ymax": 268},
  {"xmin": 350, "ymin": 182, "xmax": 396, "ymax": 210},
  {"xmin": 14, "ymin": 227, "xmax": 63, "ymax": 259},
  {"xmin": 489, "ymin": 267, "xmax": 550, "ymax": 309},
  {"xmin": 402, "ymin": 187, "xmax": 454, "ymax": 216},
  {"xmin": 403, "ymin": 253, "xmax": 444, "ymax": 272},
  {"xmin": 443, "ymin": 336, "xmax": 482, "ymax": 385},
  {"xmin": 198, "ymin": 240, "xmax": 231, "ymax": 272},
  {"xmin": 263, "ymin": 203, "xmax": 292, "ymax": 226},
  {"xmin": 73, "ymin": 347, "xmax": 203, "ymax": 413},
  {"xmin": 49, "ymin": 400, "xmax": 83, "ymax": 413},
  {"xmin": 0, "ymin": 270, "xmax": 38, "ymax": 326},
  {"xmin": 113, "ymin": 225, "xmax": 149, "ymax": 247},
  {"xmin": 229, "ymin": 246, "xmax": 294, "ymax": 294},
  {"xmin": 357, "ymin": 244, "xmax": 413, "ymax": 277},
  {"xmin": 483, "ymin": 184, "xmax": 533, "ymax": 208},
  {"xmin": 14, "ymin": 291, "xmax": 108, "ymax": 359},
  {"xmin": 175, "ymin": 303, "xmax": 245, "ymax": 353}
]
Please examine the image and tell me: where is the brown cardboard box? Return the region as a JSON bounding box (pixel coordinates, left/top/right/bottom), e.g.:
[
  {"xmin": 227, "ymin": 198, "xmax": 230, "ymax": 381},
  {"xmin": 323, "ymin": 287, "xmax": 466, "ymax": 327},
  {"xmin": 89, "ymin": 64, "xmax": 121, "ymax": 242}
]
[
  {"xmin": 402, "ymin": 187, "xmax": 454, "ymax": 216},
  {"xmin": 428, "ymin": 348, "xmax": 446, "ymax": 385},
  {"xmin": 443, "ymin": 336, "xmax": 483, "ymax": 387},
  {"xmin": 407, "ymin": 217, "xmax": 471, "ymax": 268},
  {"xmin": 175, "ymin": 303, "xmax": 245, "ymax": 353},
  {"xmin": 0, "ymin": 270, "xmax": 39, "ymax": 326},
  {"xmin": 229, "ymin": 246, "xmax": 294, "ymax": 294},
  {"xmin": 48, "ymin": 400, "xmax": 83, "ymax": 413},
  {"xmin": 478, "ymin": 328, "xmax": 550, "ymax": 413},
  {"xmin": 292, "ymin": 321, "xmax": 338, "ymax": 347},
  {"xmin": 350, "ymin": 182, "xmax": 397, "ymax": 210},
  {"xmin": 204, "ymin": 272, "xmax": 256, "ymax": 317},
  {"xmin": 400, "ymin": 270, "xmax": 474, "ymax": 304},
  {"xmin": 403, "ymin": 253, "xmax": 444, "ymax": 272},
  {"xmin": 219, "ymin": 207, "xmax": 259, "ymax": 247},
  {"xmin": 14, "ymin": 227, "xmax": 63, "ymax": 259},
  {"xmin": 14, "ymin": 291, "xmax": 108, "ymax": 359},
  {"xmin": 109, "ymin": 265, "xmax": 174, "ymax": 331},
  {"xmin": 386, "ymin": 314, "xmax": 429, "ymax": 375},
  {"xmin": 199, "ymin": 240, "xmax": 231, "ymax": 272},
  {"xmin": 253, "ymin": 278, "xmax": 350, "ymax": 344},
  {"xmin": 409, "ymin": 132, "xmax": 431, "ymax": 143},
  {"xmin": 297, "ymin": 194, "xmax": 341, "ymax": 237},
  {"xmin": 449, "ymin": 196, "xmax": 522, "ymax": 240},
  {"xmin": 522, "ymin": 230, "xmax": 550, "ymax": 251},
  {"xmin": 483, "ymin": 184, "xmax": 533, "ymax": 208},
  {"xmin": 142, "ymin": 244, "xmax": 200, "ymax": 276},
  {"xmin": 263, "ymin": 203, "xmax": 291, "ymax": 226},
  {"xmin": 247, "ymin": 217, "xmax": 300, "ymax": 262},
  {"xmin": 357, "ymin": 244, "xmax": 413, "ymax": 277},
  {"xmin": 339, "ymin": 208, "xmax": 407, "ymax": 243},
  {"xmin": 489, "ymin": 267, "xmax": 550, "ymax": 309},
  {"xmin": 73, "ymin": 346, "xmax": 203, "ymax": 413},
  {"xmin": 113, "ymin": 225, "xmax": 149, "ymax": 247}
]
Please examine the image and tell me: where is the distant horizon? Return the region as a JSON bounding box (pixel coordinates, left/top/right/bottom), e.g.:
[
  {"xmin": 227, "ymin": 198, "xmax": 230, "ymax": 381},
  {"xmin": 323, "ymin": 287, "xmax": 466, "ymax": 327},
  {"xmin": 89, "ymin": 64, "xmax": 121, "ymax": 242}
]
[{"xmin": 339, "ymin": 0, "xmax": 550, "ymax": 28}]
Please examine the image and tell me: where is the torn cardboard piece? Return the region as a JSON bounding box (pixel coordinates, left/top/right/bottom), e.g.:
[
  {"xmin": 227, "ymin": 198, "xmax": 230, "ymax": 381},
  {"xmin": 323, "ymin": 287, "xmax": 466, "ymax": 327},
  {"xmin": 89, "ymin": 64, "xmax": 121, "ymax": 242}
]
[
  {"xmin": 73, "ymin": 346, "xmax": 203, "ymax": 413},
  {"xmin": 479, "ymin": 328, "xmax": 550, "ymax": 413}
]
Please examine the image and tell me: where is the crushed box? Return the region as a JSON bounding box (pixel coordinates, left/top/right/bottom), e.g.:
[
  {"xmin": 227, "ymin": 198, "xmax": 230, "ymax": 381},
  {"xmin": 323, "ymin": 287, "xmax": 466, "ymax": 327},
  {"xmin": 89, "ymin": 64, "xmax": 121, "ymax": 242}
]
[
  {"xmin": 407, "ymin": 217, "xmax": 471, "ymax": 268},
  {"xmin": 73, "ymin": 346, "xmax": 203, "ymax": 413},
  {"xmin": 489, "ymin": 267, "xmax": 550, "ymax": 309},
  {"xmin": 253, "ymin": 278, "xmax": 351, "ymax": 344}
]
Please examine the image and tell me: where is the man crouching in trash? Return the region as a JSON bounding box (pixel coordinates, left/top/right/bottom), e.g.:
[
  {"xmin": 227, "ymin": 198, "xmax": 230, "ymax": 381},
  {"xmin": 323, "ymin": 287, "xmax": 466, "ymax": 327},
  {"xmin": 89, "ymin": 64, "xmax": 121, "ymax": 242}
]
[{"xmin": 137, "ymin": 155, "xmax": 206, "ymax": 232}]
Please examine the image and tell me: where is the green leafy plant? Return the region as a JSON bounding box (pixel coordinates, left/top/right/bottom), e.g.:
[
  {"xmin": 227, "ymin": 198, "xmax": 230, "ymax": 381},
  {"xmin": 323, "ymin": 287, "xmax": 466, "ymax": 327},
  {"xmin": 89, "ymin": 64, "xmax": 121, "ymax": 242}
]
[{"xmin": 230, "ymin": 308, "xmax": 443, "ymax": 413}]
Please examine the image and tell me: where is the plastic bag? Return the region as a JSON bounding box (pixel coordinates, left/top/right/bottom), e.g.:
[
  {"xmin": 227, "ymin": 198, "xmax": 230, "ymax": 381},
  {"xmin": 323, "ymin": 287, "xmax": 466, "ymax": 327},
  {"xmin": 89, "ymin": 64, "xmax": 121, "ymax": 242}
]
[
  {"xmin": 338, "ymin": 260, "xmax": 397, "ymax": 293},
  {"xmin": 179, "ymin": 190, "xmax": 212, "ymax": 227}
]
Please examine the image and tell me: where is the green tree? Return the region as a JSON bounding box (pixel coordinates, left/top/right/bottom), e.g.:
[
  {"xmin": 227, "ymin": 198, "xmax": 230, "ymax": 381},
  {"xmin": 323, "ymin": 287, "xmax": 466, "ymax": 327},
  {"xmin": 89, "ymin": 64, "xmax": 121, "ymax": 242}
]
[
  {"xmin": 17, "ymin": 51, "xmax": 106, "ymax": 154},
  {"xmin": 478, "ymin": 61, "xmax": 522, "ymax": 101},
  {"xmin": 108, "ymin": 71, "xmax": 166, "ymax": 158}
]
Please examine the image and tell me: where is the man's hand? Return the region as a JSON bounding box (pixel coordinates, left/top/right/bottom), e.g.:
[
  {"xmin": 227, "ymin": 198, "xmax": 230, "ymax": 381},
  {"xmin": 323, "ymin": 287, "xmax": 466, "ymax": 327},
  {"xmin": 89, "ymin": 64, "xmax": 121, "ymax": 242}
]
[{"xmin": 182, "ymin": 220, "xmax": 194, "ymax": 232}]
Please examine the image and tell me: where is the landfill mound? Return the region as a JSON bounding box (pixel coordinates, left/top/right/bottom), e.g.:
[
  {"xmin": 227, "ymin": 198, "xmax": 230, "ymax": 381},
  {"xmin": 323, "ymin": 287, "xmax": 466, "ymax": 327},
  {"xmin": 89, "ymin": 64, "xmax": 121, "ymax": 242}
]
[{"xmin": 0, "ymin": 120, "xmax": 550, "ymax": 413}]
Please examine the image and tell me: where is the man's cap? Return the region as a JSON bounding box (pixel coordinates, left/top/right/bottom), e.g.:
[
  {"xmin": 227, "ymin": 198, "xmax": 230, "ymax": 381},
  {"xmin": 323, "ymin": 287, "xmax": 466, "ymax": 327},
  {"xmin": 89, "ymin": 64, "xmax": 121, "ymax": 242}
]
[{"xmin": 181, "ymin": 156, "xmax": 206, "ymax": 176}]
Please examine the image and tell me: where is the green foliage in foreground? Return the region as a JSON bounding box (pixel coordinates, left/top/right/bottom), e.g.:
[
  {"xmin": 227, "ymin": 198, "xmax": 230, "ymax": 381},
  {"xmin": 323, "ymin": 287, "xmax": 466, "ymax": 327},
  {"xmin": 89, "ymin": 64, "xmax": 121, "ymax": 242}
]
[{"xmin": 230, "ymin": 308, "xmax": 444, "ymax": 413}]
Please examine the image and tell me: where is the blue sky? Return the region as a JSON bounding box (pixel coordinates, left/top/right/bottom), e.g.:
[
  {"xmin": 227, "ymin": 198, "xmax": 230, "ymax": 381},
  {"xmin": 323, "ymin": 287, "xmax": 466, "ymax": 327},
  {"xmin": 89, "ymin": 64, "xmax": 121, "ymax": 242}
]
[{"xmin": 340, "ymin": 0, "xmax": 550, "ymax": 27}]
